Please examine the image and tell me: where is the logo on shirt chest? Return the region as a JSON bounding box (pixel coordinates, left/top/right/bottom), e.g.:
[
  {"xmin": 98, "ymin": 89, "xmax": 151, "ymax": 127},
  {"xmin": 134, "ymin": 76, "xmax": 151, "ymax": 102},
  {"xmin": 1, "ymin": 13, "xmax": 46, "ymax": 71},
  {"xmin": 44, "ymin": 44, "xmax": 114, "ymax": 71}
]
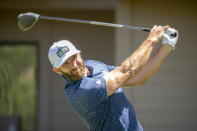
[{"xmin": 96, "ymin": 80, "xmax": 102, "ymax": 85}]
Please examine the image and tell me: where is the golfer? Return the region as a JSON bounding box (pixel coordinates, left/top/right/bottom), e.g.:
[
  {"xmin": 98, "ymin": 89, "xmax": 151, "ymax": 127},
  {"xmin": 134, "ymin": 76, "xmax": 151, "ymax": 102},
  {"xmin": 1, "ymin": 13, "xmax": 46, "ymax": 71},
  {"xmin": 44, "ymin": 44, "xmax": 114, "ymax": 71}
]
[{"xmin": 48, "ymin": 25, "xmax": 178, "ymax": 131}]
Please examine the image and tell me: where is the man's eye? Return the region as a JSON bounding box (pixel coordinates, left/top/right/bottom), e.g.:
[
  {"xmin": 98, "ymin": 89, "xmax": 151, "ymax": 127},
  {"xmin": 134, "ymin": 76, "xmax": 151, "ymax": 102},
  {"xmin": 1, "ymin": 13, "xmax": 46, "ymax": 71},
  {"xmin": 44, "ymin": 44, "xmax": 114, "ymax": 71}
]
[
  {"xmin": 71, "ymin": 55, "xmax": 77, "ymax": 60},
  {"xmin": 73, "ymin": 56, "xmax": 77, "ymax": 60}
]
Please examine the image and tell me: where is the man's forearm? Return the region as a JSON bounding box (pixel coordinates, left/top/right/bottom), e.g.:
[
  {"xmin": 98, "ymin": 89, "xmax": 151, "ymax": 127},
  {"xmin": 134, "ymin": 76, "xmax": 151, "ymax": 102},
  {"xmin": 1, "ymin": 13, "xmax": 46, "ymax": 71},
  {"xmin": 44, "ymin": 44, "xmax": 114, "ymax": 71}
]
[
  {"xmin": 119, "ymin": 39, "xmax": 154, "ymax": 75},
  {"xmin": 119, "ymin": 25, "xmax": 169, "ymax": 76},
  {"xmin": 104, "ymin": 38, "xmax": 154, "ymax": 96},
  {"xmin": 124, "ymin": 44, "xmax": 173, "ymax": 86}
]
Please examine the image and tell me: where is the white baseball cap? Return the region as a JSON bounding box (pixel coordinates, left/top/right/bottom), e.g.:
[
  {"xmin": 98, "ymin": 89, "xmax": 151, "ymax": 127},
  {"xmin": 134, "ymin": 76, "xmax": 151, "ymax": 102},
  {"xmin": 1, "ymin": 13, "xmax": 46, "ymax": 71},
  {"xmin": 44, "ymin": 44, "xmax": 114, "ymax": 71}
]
[{"xmin": 48, "ymin": 40, "xmax": 80, "ymax": 68}]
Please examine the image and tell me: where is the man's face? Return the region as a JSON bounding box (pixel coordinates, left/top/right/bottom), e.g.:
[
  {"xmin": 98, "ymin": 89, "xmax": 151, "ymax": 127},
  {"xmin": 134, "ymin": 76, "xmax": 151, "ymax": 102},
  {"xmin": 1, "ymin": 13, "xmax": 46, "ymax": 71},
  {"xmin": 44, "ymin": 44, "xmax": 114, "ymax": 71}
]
[{"xmin": 58, "ymin": 53, "xmax": 85, "ymax": 81}]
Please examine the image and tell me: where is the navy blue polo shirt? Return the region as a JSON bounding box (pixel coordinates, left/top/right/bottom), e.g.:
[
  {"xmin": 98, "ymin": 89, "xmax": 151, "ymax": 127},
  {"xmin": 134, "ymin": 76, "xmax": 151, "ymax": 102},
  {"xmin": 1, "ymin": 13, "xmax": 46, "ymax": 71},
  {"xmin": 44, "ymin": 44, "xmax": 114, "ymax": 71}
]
[{"xmin": 64, "ymin": 60, "xmax": 143, "ymax": 131}]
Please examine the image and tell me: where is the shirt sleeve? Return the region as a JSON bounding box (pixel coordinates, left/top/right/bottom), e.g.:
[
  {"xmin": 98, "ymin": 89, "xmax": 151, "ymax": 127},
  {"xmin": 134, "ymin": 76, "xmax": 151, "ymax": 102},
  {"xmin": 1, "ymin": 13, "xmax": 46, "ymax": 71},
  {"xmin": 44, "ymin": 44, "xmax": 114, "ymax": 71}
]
[
  {"xmin": 107, "ymin": 65, "xmax": 118, "ymax": 72},
  {"xmin": 76, "ymin": 77, "xmax": 108, "ymax": 105}
]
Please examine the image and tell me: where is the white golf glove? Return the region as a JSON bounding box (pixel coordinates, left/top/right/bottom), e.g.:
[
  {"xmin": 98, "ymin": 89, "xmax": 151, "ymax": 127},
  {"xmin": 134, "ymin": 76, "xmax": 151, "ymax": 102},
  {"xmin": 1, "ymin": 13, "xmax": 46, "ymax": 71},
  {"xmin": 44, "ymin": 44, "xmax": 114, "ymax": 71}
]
[{"xmin": 162, "ymin": 28, "xmax": 178, "ymax": 50}]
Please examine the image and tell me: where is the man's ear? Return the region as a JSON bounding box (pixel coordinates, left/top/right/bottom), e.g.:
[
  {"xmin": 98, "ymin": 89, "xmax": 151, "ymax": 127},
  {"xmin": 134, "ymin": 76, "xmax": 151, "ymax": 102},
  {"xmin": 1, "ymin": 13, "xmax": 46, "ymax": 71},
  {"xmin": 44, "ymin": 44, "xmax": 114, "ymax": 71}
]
[{"xmin": 52, "ymin": 67, "xmax": 62, "ymax": 75}]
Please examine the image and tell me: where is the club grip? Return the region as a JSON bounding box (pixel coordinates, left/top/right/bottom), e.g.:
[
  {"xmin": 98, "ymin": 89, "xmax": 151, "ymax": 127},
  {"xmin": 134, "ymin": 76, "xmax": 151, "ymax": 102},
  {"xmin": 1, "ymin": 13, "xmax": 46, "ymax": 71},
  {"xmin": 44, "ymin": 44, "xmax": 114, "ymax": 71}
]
[
  {"xmin": 142, "ymin": 28, "xmax": 177, "ymax": 37},
  {"xmin": 142, "ymin": 28, "xmax": 151, "ymax": 32}
]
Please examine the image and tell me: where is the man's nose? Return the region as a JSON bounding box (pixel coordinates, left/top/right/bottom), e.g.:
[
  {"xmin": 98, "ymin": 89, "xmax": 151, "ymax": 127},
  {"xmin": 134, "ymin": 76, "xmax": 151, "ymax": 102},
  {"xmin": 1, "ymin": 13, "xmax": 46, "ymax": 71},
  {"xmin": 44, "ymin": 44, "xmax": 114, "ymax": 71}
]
[
  {"xmin": 72, "ymin": 58, "xmax": 80, "ymax": 67},
  {"xmin": 72, "ymin": 59, "xmax": 77, "ymax": 67}
]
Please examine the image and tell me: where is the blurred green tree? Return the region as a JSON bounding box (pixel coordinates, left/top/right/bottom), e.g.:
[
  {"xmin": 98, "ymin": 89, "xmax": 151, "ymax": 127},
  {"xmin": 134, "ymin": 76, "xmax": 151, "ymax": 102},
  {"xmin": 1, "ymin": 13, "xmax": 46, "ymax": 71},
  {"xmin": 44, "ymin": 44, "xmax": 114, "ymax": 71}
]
[{"xmin": 0, "ymin": 44, "xmax": 37, "ymax": 131}]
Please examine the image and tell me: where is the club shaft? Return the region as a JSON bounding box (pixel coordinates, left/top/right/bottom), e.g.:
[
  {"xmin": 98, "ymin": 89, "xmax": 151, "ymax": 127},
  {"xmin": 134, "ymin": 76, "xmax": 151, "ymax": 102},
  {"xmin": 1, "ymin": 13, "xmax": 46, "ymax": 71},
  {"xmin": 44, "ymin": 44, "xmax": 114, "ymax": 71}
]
[{"xmin": 40, "ymin": 15, "xmax": 150, "ymax": 32}]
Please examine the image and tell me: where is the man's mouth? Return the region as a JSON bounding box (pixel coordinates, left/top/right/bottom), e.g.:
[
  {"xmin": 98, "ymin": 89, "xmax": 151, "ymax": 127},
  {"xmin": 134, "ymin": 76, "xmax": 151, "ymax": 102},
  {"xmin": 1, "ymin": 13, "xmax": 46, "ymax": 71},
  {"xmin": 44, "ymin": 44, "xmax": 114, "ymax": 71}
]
[{"xmin": 72, "ymin": 67, "xmax": 81, "ymax": 73}]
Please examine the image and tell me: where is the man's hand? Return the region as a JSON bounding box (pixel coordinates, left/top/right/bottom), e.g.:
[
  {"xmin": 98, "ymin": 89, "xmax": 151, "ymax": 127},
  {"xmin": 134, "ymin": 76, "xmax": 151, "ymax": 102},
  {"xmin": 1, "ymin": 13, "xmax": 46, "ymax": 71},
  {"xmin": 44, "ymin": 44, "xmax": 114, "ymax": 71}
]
[
  {"xmin": 147, "ymin": 25, "xmax": 170, "ymax": 45},
  {"xmin": 162, "ymin": 28, "xmax": 179, "ymax": 50}
]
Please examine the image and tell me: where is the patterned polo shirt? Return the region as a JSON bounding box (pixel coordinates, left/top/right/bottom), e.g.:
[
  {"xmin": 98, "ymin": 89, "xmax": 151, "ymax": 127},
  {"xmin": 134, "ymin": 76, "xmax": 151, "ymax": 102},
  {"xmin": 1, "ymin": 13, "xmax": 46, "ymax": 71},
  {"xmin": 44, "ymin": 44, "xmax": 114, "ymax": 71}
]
[{"xmin": 64, "ymin": 60, "xmax": 143, "ymax": 131}]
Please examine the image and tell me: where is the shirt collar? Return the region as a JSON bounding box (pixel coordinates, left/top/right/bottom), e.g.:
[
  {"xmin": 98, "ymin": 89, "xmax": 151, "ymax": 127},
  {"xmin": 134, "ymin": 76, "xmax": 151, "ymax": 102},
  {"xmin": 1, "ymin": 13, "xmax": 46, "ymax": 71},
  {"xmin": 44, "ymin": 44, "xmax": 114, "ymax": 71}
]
[{"xmin": 86, "ymin": 65, "xmax": 93, "ymax": 77}]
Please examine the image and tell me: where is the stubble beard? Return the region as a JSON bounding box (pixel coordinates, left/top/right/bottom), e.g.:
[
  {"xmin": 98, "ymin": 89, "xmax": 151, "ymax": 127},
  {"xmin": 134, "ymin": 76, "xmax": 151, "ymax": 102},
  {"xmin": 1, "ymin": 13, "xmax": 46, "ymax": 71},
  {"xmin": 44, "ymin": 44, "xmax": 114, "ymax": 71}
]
[{"xmin": 62, "ymin": 61, "xmax": 86, "ymax": 81}]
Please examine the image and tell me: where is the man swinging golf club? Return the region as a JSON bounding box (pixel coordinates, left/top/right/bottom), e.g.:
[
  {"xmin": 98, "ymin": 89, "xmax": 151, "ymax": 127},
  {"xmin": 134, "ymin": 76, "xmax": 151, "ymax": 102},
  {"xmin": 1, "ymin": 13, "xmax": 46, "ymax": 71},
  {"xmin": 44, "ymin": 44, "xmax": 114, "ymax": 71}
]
[{"xmin": 48, "ymin": 25, "xmax": 178, "ymax": 131}]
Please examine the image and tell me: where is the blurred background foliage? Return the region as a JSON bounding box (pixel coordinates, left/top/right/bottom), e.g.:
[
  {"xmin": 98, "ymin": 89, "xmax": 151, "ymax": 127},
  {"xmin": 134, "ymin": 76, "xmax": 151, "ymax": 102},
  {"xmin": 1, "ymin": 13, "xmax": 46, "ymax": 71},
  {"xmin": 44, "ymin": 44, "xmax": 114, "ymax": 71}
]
[{"xmin": 0, "ymin": 44, "xmax": 38, "ymax": 131}]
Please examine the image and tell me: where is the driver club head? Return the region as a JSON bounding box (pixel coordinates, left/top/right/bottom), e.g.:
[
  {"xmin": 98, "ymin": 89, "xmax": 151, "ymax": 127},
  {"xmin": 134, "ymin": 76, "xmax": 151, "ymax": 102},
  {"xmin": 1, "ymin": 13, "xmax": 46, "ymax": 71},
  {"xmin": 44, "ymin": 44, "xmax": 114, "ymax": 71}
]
[{"xmin": 17, "ymin": 12, "xmax": 40, "ymax": 31}]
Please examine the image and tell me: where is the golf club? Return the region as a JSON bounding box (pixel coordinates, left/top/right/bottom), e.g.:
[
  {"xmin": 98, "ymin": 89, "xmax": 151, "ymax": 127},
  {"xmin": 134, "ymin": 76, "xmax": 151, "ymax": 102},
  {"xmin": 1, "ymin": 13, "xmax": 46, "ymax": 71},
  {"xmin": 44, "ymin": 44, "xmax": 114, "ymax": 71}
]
[
  {"xmin": 17, "ymin": 12, "xmax": 177, "ymax": 38},
  {"xmin": 17, "ymin": 12, "xmax": 151, "ymax": 32}
]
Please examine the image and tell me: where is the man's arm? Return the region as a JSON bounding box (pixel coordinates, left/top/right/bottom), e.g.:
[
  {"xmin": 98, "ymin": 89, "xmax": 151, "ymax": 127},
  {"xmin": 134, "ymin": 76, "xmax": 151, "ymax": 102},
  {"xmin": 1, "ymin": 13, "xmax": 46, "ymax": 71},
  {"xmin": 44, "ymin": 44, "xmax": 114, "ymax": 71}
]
[
  {"xmin": 104, "ymin": 25, "xmax": 168, "ymax": 96},
  {"xmin": 123, "ymin": 44, "xmax": 173, "ymax": 87}
]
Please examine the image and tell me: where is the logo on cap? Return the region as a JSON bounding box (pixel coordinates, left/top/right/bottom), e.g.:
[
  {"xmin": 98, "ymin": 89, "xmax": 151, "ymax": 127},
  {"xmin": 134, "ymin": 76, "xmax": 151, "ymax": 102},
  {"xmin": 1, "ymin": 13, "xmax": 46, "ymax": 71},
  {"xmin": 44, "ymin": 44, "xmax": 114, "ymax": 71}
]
[{"xmin": 57, "ymin": 46, "xmax": 69, "ymax": 57}]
